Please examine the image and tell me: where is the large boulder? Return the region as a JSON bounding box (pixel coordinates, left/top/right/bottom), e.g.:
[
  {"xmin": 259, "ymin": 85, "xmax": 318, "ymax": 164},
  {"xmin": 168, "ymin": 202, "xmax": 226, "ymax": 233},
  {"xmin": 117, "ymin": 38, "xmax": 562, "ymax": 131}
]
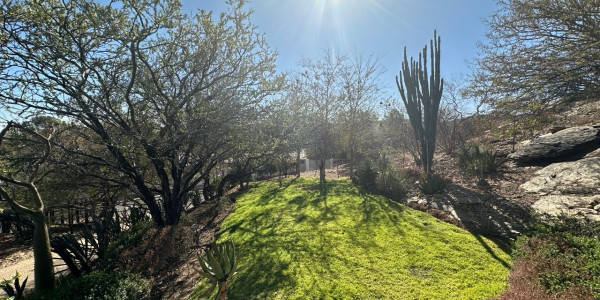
[
  {"xmin": 509, "ymin": 125, "xmax": 600, "ymax": 165},
  {"xmin": 522, "ymin": 158, "xmax": 600, "ymax": 221},
  {"xmin": 521, "ymin": 158, "xmax": 600, "ymax": 195},
  {"xmin": 530, "ymin": 195, "xmax": 600, "ymax": 222}
]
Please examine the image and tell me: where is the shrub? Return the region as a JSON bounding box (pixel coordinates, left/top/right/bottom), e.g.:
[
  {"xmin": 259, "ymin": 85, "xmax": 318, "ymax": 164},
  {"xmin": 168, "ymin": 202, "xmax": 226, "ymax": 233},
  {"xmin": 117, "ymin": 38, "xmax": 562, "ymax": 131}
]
[
  {"xmin": 108, "ymin": 223, "xmax": 194, "ymax": 278},
  {"xmin": 418, "ymin": 174, "xmax": 446, "ymax": 195},
  {"xmin": 457, "ymin": 145, "xmax": 498, "ymax": 178},
  {"xmin": 376, "ymin": 168, "xmax": 410, "ymax": 201},
  {"xmin": 354, "ymin": 161, "xmax": 377, "ymax": 192},
  {"xmin": 0, "ymin": 272, "xmax": 27, "ymax": 300},
  {"xmin": 499, "ymin": 215, "xmax": 600, "ymax": 299},
  {"xmin": 104, "ymin": 220, "xmax": 154, "ymax": 270},
  {"xmin": 28, "ymin": 271, "xmax": 149, "ymax": 300}
]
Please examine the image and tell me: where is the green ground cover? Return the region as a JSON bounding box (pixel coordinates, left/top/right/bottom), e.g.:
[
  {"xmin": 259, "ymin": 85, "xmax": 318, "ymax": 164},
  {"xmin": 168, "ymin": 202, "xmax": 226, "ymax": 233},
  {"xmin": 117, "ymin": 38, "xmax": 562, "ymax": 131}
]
[{"xmin": 214, "ymin": 178, "xmax": 511, "ymax": 299}]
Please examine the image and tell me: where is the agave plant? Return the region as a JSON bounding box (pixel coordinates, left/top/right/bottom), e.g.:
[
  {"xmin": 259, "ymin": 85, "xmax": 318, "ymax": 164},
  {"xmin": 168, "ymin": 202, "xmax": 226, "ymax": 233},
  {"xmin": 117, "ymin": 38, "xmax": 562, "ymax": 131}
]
[
  {"xmin": 194, "ymin": 240, "xmax": 245, "ymax": 300},
  {"xmin": 1, "ymin": 271, "xmax": 28, "ymax": 300}
]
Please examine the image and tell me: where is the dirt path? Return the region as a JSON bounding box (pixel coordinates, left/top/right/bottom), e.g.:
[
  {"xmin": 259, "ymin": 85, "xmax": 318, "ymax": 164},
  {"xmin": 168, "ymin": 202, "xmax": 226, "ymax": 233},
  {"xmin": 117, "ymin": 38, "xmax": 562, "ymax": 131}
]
[{"xmin": 0, "ymin": 240, "xmax": 67, "ymax": 298}]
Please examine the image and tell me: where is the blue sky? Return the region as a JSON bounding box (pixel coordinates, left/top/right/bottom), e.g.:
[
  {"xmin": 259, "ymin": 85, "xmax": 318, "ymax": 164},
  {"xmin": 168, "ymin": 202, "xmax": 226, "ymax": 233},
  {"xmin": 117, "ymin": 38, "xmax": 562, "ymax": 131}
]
[{"xmin": 182, "ymin": 0, "xmax": 497, "ymax": 94}]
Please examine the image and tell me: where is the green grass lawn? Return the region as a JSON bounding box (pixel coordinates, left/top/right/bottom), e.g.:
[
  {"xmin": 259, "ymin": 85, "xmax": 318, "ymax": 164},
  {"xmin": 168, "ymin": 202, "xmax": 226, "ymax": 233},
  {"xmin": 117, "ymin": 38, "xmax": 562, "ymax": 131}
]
[{"xmin": 214, "ymin": 178, "xmax": 511, "ymax": 299}]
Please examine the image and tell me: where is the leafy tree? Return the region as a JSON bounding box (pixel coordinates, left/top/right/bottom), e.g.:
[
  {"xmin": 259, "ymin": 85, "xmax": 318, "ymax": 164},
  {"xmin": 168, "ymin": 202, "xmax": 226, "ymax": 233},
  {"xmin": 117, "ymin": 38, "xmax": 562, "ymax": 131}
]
[
  {"xmin": 379, "ymin": 108, "xmax": 416, "ymax": 168},
  {"xmin": 470, "ymin": 0, "xmax": 600, "ymax": 109},
  {"xmin": 0, "ymin": 123, "xmax": 55, "ymax": 292},
  {"xmin": 396, "ymin": 31, "xmax": 444, "ymax": 174},
  {"xmin": 338, "ymin": 53, "xmax": 384, "ymax": 178},
  {"xmin": 0, "ymin": 0, "xmax": 283, "ymax": 226},
  {"xmin": 294, "ymin": 52, "xmax": 346, "ymax": 188},
  {"xmin": 278, "ymin": 85, "xmax": 312, "ymax": 178}
]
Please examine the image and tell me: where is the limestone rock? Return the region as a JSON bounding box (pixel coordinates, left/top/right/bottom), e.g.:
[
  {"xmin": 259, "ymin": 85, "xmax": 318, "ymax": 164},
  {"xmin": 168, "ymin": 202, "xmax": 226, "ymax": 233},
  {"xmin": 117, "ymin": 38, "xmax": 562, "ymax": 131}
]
[
  {"xmin": 532, "ymin": 195, "xmax": 600, "ymax": 221},
  {"xmin": 523, "ymin": 159, "xmax": 600, "ymax": 222},
  {"xmin": 521, "ymin": 158, "xmax": 600, "ymax": 195},
  {"xmin": 509, "ymin": 126, "xmax": 600, "ymax": 165}
]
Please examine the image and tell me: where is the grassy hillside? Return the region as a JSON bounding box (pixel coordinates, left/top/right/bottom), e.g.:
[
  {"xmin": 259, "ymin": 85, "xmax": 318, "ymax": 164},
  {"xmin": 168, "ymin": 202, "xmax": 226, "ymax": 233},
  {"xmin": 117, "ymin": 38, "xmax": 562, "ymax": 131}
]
[{"xmin": 213, "ymin": 178, "xmax": 511, "ymax": 299}]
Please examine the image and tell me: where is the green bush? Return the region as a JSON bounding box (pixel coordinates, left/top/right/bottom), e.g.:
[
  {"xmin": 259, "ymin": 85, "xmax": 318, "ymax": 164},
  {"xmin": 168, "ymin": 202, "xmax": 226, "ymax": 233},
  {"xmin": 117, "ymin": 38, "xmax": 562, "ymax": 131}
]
[
  {"xmin": 509, "ymin": 215, "xmax": 600, "ymax": 299},
  {"xmin": 104, "ymin": 220, "xmax": 154, "ymax": 270},
  {"xmin": 354, "ymin": 161, "xmax": 377, "ymax": 192},
  {"xmin": 29, "ymin": 271, "xmax": 150, "ymax": 300},
  {"xmin": 376, "ymin": 168, "xmax": 410, "ymax": 201},
  {"xmin": 418, "ymin": 174, "xmax": 445, "ymax": 195},
  {"xmin": 457, "ymin": 145, "xmax": 498, "ymax": 178}
]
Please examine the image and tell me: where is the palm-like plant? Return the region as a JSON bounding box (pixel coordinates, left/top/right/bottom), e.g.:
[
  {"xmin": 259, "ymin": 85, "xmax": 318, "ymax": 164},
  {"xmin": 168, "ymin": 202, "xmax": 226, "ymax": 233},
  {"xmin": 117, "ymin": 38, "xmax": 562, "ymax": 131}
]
[
  {"xmin": 193, "ymin": 240, "xmax": 245, "ymax": 300},
  {"xmin": 1, "ymin": 271, "xmax": 28, "ymax": 300}
]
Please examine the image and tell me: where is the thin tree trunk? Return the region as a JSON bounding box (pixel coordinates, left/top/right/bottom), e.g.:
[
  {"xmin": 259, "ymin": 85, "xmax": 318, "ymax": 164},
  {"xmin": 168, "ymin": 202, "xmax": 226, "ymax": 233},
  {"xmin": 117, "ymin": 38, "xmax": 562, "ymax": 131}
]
[
  {"xmin": 32, "ymin": 212, "xmax": 55, "ymax": 291},
  {"xmin": 319, "ymin": 157, "xmax": 326, "ymax": 186},
  {"xmin": 218, "ymin": 281, "xmax": 229, "ymax": 300}
]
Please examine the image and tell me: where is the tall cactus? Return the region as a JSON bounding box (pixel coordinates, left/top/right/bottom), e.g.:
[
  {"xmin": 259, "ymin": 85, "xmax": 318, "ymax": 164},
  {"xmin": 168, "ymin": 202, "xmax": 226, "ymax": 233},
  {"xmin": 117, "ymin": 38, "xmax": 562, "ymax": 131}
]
[{"xmin": 396, "ymin": 30, "xmax": 443, "ymax": 175}]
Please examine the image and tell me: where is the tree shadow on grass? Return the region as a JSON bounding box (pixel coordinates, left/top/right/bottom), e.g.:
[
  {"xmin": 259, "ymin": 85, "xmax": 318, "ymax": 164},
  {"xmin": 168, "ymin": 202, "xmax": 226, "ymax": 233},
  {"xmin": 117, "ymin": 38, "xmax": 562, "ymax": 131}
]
[
  {"xmin": 473, "ymin": 234, "xmax": 511, "ymax": 269},
  {"xmin": 357, "ymin": 191, "xmax": 512, "ymax": 270},
  {"xmin": 221, "ymin": 178, "xmax": 513, "ymax": 299}
]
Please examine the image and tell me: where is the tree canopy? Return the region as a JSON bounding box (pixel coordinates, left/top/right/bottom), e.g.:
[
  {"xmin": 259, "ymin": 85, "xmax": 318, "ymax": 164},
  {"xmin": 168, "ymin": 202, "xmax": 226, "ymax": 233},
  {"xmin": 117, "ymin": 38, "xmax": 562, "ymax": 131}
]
[
  {"xmin": 470, "ymin": 0, "xmax": 600, "ymax": 110},
  {"xmin": 0, "ymin": 0, "xmax": 283, "ymax": 226}
]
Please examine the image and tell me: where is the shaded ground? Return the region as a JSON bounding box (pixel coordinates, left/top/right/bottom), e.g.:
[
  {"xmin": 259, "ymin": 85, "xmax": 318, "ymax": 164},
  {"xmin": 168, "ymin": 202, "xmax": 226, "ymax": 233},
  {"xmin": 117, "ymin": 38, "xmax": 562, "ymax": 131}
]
[{"xmin": 0, "ymin": 235, "xmax": 67, "ymax": 298}]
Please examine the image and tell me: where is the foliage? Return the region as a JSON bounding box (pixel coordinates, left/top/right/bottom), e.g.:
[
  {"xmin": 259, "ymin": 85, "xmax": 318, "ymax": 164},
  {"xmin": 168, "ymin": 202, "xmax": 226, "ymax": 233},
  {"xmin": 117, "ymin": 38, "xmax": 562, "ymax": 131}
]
[
  {"xmin": 354, "ymin": 161, "xmax": 378, "ymax": 192},
  {"xmin": 457, "ymin": 145, "xmax": 498, "ymax": 178},
  {"xmin": 217, "ymin": 178, "xmax": 511, "ymax": 299},
  {"xmin": 500, "ymin": 215, "xmax": 600, "ymax": 299},
  {"xmin": 396, "ymin": 31, "xmax": 444, "ymax": 174},
  {"xmin": 192, "ymin": 240, "xmax": 245, "ymax": 300},
  {"xmin": 353, "ymin": 153, "xmax": 411, "ymax": 199},
  {"xmin": 470, "ymin": 0, "xmax": 600, "ymax": 109},
  {"xmin": 0, "ymin": 123, "xmax": 55, "ymax": 292},
  {"xmin": 336, "ymin": 53, "xmax": 385, "ymax": 179},
  {"xmin": 293, "ymin": 51, "xmax": 385, "ymax": 187},
  {"xmin": 293, "ymin": 53, "xmax": 346, "ymax": 187},
  {"xmin": 418, "ymin": 173, "xmax": 446, "ymax": 195},
  {"xmin": 104, "ymin": 221, "xmax": 154, "ymax": 271},
  {"xmin": 0, "ymin": 272, "xmax": 27, "ymax": 300},
  {"xmin": 29, "ymin": 271, "xmax": 150, "ymax": 300},
  {"xmin": 376, "ymin": 168, "xmax": 411, "ymax": 201},
  {"xmin": 437, "ymin": 77, "xmax": 477, "ymax": 155},
  {"xmin": 0, "ymin": 0, "xmax": 283, "ymax": 227},
  {"xmin": 371, "ymin": 152, "xmax": 411, "ymax": 200},
  {"xmin": 106, "ymin": 221, "xmax": 194, "ymax": 283},
  {"xmin": 51, "ymin": 206, "xmax": 150, "ymax": 277}
]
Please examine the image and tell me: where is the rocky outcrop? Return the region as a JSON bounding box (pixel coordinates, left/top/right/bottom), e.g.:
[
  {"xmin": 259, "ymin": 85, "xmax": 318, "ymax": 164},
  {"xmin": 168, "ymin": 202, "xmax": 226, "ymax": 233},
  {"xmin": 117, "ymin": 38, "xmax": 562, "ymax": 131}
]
[
  {"xmin": 521, "ymin": 158, "xmax": 600, "ymax": 195},
  {"xmin": 509, "ymin": 125, "xmax": 600, "ymax": 165},
  {"xmin": 522, "ymin": 157, "xmax": 600, "ymax": 221},
  {"xmin": 531, "ymin": 195, "xmax": 600, "ymax": 222}
]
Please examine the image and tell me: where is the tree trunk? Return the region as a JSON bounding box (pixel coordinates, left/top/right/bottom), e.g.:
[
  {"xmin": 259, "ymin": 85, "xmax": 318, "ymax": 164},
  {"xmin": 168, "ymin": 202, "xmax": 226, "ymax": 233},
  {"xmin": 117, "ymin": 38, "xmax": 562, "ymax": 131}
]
[
  {"xmin": 295, "ymin": 150, "xmax": 301, "ymax": 178},
  {"xmin": 32, "ymin": 212, "xmax": 55, "ymax": 292},
  {"xmin": 218, "ymin": 281, "xmax": 229, "ymax": 300},
  {"xmin": 165, "ymin": 196, "xmax": 184, "ymax": 226},
  {"xmin": 319, "ymin": 157, "xmax": 326, "ymax": 186},
  {"xmin": 141, "ymin": 193, "xmax": 165, "ymax": 227},
  {"xmin": 202, "ymin": 177, "xmax": 211, "ymax": 204},
  {"xmin": 349, "ymin": 148, "xmax": 355, "ymax": 179}
]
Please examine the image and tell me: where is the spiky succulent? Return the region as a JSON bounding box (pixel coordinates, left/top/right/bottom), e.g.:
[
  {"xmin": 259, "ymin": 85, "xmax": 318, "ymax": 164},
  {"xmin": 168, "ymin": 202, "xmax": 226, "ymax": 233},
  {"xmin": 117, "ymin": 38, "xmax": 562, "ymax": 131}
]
[
  {"xmin": 195, "ymin": 240, "xmax": 245, "ymax": 300},
  {"xmin": 1, "ymin": 271, "xmax": 28, "ymax": 300}
]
